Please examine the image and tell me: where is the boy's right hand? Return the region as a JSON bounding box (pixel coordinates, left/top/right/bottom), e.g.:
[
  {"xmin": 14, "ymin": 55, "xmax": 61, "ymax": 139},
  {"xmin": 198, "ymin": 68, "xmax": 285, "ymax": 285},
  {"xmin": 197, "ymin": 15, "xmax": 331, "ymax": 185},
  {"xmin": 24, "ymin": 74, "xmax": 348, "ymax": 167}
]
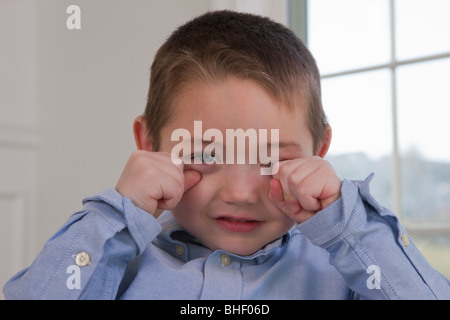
[{"xmin": 115, "ymin": 150, "xmax": 202, "ymax": 218}]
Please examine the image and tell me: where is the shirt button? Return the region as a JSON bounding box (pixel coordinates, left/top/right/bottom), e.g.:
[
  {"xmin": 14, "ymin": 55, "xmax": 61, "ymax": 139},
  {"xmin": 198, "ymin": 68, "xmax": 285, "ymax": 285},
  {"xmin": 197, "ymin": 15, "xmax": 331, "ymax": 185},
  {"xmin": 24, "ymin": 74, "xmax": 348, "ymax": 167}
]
[
  {"xmin": 75, "ymin": 251, "xmax": 90, "ymax": 267},
  {"xmin": 221, "ymin": 253, "xmax": 231, "ymax": 266},
  {"xmin": 175, "ymin": 245, "xmax": 184, "ymax": 256},
  {"xmin": 401, "ymin": 233, "xmax": 410, "ymax": 247}
]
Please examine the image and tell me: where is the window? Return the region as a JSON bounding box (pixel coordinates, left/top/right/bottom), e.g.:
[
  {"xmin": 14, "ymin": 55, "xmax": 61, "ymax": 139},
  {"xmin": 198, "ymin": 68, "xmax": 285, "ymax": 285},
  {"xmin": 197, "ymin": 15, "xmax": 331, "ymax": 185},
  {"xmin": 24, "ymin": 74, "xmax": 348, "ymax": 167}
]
[{"xmin": 290, "ymin": 0, "xmax": 450, "ymax": 278}]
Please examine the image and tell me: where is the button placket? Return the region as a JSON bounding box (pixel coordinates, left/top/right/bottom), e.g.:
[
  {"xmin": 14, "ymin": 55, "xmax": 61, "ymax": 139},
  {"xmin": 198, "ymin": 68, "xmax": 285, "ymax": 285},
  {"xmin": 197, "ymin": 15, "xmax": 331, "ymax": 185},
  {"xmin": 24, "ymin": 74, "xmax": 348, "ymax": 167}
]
[{"xmin": 201, "ymin": 252, "xmax": 242, "ymax": 299}]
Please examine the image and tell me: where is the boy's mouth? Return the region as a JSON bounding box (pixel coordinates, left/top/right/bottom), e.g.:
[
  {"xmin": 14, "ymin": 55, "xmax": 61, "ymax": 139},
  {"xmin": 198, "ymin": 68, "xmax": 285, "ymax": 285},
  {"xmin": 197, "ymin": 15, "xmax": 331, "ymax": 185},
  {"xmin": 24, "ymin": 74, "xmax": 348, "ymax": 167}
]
[{"xmin": 215, "ymin": 216, "xmax": 262, "ymax": 233}]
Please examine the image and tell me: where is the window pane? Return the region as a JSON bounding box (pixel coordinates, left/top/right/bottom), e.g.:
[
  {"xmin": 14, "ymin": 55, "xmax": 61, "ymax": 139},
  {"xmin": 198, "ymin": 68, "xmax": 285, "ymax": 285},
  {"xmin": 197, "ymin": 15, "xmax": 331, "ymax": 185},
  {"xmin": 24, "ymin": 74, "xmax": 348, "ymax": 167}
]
[
  {"xmin": 323, "ymin": 69, "xmax": 393, "ymax": 209},
  {"xmin": 397, "ymin": 58, "xmax": 450, "ymax": 223},
  {"xmin": 412, "ymin": 235, "xmax": 450, "ymax": 279},
  {"xmin": 396, "ymin": 0, "xmax": 450, "ymax": 61},
  {"xmin": 308, "ymin": 0, "xmax": 390, "ymax": 75}
]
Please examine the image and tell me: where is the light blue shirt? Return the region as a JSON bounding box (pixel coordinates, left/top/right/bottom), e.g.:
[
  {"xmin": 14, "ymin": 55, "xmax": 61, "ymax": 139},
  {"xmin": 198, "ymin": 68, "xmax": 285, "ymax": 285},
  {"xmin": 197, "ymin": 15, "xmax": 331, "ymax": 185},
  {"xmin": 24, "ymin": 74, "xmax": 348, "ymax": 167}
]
[{"xmin": 4, "ymin": 175, "xmax": 450, "ymax": 299}]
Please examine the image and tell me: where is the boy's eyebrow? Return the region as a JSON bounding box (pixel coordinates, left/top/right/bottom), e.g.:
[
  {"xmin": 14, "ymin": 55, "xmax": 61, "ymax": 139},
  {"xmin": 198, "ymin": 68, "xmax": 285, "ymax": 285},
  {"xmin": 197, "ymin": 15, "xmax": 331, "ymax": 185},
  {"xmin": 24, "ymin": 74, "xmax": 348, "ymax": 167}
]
[
  {"xmin": 191, "ymin": 138, "xmax": 224, "ymax": 146},
  {"xmin": 191, "ymin": 139, "xmax": 303, "ymax": 150},
  {"xmin": 273, "ymin": 141, "xmax": 303, "ymax": 151}
]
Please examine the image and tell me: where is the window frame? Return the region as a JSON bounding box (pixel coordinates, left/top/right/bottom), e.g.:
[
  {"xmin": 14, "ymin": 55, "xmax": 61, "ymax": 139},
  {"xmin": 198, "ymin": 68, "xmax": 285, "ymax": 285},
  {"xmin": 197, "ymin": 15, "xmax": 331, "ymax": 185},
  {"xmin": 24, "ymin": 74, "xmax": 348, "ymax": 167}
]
[{"xmin": 290, "ymin": 0, "xmax": 450, "ymax": 236}]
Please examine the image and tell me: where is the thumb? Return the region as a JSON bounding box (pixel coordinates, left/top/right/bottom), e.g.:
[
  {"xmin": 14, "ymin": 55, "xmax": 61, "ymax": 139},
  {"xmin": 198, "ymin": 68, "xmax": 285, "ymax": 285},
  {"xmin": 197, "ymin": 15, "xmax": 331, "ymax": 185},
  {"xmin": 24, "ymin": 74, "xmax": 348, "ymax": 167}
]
[{"xmin": 184, "ymin": 170, "xmax": 202, "ymax": 192}]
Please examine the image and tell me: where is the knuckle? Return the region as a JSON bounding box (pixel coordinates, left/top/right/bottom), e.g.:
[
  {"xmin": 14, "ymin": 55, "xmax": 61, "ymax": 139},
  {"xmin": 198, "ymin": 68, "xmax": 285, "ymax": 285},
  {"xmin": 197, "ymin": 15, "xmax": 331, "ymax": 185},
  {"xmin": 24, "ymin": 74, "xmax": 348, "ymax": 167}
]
[
  {"xmin": 138, "ymin": 163, "xmax": 158, "ymax": 181},
  {"xmin": 296, "ymin": 184, "xmax": 309, "ymax": 197},
  {"xmin": 278, "ymin": 163, "xmax": 288, "ymax": 178},
  {"xmin": 130, "ymin": 149, "xmax": 146, "ymax": 160},
  {"xmin": 319, "ymin": 161, "xmax": 336, "ymax": 176},
  {"xmin": 130, "ymin": 151, "xmax": 148, "ymax": 167},
  {"xmin": 287, "ymin": 172, "xmax": 297, "ymax": 186}
]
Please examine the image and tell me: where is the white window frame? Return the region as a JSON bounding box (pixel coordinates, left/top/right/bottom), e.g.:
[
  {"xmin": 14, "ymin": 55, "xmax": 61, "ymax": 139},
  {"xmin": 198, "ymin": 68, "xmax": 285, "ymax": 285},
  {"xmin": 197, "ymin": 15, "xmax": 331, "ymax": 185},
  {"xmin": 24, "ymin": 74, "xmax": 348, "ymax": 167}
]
[{"xmin": 290, "ymin": 0, "xmax": 450, "ymax": 236}]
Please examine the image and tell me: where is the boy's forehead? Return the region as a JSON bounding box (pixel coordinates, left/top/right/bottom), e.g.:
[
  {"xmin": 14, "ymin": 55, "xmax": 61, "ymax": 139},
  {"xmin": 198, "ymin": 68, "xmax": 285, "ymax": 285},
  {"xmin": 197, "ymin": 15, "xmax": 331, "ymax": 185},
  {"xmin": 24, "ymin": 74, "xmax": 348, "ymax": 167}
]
[
  {"xmin": 166, "ymin": 78, "xmax": 307, "ymax": 132},
  {"xmin": 157, "ymin": 78, "xmax": 314, "ymax": 155},
  {"xmin": 156, "ymin": 80, "xmax": 309, "ymax": 152}
]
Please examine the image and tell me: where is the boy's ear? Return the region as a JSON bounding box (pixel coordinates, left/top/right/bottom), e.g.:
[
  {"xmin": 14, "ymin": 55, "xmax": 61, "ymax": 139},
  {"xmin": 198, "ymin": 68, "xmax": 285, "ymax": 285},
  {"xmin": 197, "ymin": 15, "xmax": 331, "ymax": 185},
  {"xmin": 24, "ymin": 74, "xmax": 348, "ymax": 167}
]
[
  {"xmin": 315, "ymin": 125, "xmax": 332, "ymax": 158},
  {"xmin": 133, "ymin": 116, "xmax": 153, "ymax": 151}
]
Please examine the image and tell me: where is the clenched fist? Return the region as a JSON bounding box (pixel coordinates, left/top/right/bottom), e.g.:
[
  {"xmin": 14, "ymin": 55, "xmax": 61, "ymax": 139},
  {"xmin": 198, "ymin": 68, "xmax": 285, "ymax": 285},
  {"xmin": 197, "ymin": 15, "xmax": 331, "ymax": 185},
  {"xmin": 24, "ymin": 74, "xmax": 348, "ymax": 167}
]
[
  {"xmin": 269, "ymin": 156, "xmax": 342, "ymax": 224},
  {"xmin": 116, "ymin": 150, "xmax": 202, "ymax": 218}
]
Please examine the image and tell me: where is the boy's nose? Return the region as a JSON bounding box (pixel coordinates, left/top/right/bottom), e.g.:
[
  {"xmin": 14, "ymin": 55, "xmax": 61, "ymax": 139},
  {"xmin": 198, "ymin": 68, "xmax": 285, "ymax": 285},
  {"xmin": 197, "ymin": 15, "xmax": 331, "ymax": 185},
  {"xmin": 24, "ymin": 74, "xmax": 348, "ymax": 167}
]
[{"xmin": 219, "ymin": 165, "xmax": 262, "ymax": 206}]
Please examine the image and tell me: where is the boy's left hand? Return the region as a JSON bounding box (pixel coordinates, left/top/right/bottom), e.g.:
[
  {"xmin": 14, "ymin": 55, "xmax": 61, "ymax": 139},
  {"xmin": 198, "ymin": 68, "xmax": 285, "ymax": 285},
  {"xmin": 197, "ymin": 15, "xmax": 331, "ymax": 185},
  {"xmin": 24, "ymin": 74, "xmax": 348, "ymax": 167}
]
[{"xmin": 268, "ymin": 156, "xmax": 342, "ymax": 224}]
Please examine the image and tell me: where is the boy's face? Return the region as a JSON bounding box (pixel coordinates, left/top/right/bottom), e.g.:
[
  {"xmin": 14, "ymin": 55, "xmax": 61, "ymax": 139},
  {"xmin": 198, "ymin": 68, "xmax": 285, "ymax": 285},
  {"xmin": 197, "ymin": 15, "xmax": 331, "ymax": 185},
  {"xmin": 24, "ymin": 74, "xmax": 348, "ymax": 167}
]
[{"xmin": 158, "ymin": 78, "xmax": 317, "ymax": 256}]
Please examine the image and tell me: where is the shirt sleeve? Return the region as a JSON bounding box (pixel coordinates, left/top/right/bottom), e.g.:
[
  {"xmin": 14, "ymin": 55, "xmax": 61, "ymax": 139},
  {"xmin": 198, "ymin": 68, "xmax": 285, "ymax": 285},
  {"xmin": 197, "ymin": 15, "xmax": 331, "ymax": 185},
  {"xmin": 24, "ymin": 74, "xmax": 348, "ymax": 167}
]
[
  {"xmin": 296, "ymin": 174, "xmax": 450, "ymax": 300},
  {"xmin": 3, "ymin": 188, "xmax": 161, "ymax": 300}
]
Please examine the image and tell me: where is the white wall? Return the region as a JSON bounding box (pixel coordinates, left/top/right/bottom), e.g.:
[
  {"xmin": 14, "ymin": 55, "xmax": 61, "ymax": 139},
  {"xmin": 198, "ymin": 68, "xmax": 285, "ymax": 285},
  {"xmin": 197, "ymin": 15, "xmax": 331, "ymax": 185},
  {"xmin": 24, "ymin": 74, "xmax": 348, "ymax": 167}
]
[
  {"xmin": 0, "ymin": 0, "xmax": 288, "ymax": 298},
  {"xmin": 0, "ymin": 0, "xmax": 39, "ymax": 299},
  {"xmin": 33, "ymin": 0, "xmax": 211, "ymax": 243}
]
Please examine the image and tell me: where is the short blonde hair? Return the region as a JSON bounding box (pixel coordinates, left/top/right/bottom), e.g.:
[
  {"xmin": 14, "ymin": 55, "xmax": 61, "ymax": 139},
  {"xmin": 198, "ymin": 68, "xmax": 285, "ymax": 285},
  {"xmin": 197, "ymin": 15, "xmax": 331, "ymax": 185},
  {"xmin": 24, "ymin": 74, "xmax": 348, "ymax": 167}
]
[{"xmin": 144, "ymin": 10, "xmax": 327, "ymax": 153}]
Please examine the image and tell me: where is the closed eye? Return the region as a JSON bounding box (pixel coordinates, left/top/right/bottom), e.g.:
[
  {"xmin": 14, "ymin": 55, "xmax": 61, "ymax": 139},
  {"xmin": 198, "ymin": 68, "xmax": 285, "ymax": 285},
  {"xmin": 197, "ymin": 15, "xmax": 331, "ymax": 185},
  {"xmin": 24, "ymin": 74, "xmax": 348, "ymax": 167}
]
[
  {"xmin": 190, "ymin": 151, "xmax": 222, "ymax": 164},
  {"xmin": 260, "ymin": 159, "xmax": 282, "ymax": 168},
  {"xmin": 260, "ymin": 162, "xmax": 273, "ymax": 168}
]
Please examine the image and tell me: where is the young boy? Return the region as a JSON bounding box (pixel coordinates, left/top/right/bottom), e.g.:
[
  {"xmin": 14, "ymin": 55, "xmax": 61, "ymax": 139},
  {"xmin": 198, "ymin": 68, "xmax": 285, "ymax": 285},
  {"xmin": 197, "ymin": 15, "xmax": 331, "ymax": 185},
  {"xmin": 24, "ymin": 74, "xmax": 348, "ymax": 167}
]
[{"xmin": 4, "ymin": 10, "xmax": 449, "ymax": 300}]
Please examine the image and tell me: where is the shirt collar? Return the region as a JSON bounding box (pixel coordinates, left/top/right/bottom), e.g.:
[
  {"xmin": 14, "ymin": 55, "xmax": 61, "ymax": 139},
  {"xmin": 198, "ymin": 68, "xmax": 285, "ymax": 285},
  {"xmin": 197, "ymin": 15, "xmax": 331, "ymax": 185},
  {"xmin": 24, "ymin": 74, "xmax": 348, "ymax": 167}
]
[{"xmin": 155, "ymin": 210, "xmax": 290, "ymax": 264}]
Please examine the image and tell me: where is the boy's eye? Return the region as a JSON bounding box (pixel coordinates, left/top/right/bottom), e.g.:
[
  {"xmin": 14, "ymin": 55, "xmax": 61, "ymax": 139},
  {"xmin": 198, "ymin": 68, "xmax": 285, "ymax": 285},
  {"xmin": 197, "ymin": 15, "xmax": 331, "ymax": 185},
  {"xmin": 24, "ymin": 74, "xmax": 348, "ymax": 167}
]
[
  {"xmin": 260, "ymin": 159, "xmax": 279, "ymax": 168},
  {"xmin": 261, "ymin": 158, "xmax": 286, "ymax": 170},
  {"xmin": 260, "ymin": 162, "xmax": 273, "ymax": 168},
  {"xmin": 191, "ymin": 151, "xmax": 220, "ymax": 164}
]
